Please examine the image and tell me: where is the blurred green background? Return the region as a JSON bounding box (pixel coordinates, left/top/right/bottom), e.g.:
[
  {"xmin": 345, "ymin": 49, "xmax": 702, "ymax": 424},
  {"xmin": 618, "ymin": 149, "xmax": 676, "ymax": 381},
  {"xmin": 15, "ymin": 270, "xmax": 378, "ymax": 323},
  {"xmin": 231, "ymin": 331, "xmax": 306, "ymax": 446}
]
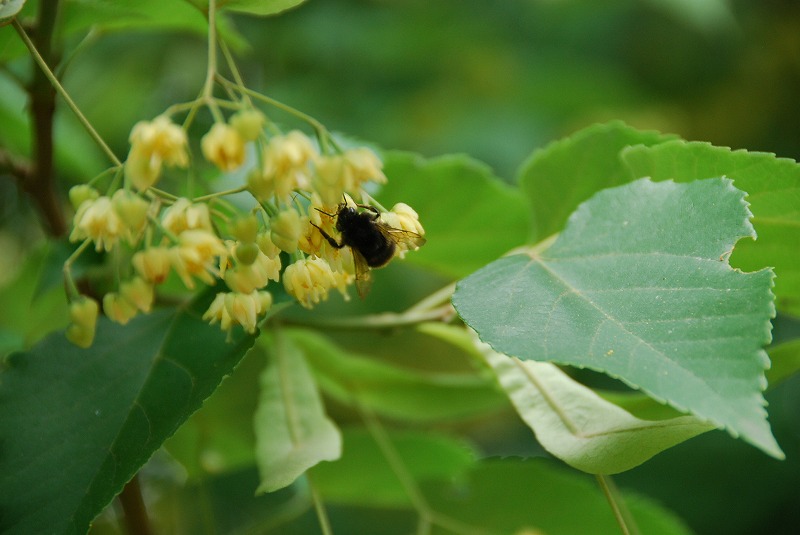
[{"xmin": 2, "ymin": 1, "xmax": 800, "ymax": 534}]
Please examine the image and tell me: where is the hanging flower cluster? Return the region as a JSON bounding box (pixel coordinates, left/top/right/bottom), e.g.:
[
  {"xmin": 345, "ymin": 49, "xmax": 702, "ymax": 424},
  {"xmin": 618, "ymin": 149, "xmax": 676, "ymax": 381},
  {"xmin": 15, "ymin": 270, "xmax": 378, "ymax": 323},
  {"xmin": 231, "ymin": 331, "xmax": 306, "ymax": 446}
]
[{"xmin": 64, "ymin": 109, "xmax": 425, "ymax": 347}]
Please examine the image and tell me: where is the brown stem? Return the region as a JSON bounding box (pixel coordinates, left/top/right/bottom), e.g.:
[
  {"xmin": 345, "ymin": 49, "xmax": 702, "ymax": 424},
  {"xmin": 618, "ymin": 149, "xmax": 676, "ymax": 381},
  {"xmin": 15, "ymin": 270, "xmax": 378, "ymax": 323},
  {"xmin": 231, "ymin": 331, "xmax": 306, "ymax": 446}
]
[
  {"xmin": 118, "ymin": 475, "xmax": 154, "ymax": 535},
  {"xmin": 21, "ymin": 0, "xmax": 67, "ymax": 237}
]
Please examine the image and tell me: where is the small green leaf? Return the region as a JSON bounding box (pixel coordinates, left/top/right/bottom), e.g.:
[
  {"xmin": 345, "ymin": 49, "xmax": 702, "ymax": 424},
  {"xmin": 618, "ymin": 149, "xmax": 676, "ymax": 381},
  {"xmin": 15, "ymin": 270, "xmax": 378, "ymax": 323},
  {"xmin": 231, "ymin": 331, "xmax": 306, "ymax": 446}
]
[
  {"xmin": 311, "ymin": 428, "xmax": 475, "ymax": 508},
  {"xmin": 518, "ymin": 121, "xmax": 677, "ymax": 239},
  {"xmin": 254, "ymin": 332, "xmax": 341, "ymax": 494},
  {"xmin": 289, "ymin": 328, "xmax": 506, "ymax": 423},
  {"xmin": 453, "ymin": 177, "xmax": 782, "ymax": 459},
  {"xmin": 381, "ymin": 151, "xmax": 531, "ymax": 277},
  {"xmin": 477, "ymin": 337, "xmax": 715, "ymax": 474},
  {"xmin": 0, "ymin": 292, "xmax": 257, "ymax": 535},
  {"xmin": 0, "ymin": 0, "xmax": 25, "ymax": 21},
  {"xmin": 622, "ymin": 140, "xmax": 800, "ymax": 314}
]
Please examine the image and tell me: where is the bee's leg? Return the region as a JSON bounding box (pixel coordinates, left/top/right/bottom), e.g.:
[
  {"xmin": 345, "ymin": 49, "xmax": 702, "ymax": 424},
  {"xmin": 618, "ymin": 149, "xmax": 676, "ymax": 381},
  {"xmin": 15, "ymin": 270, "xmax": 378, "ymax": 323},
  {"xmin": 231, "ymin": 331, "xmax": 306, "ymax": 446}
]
[
  {"xmin": 310, "ymin": 222, "xmax": 345, "ymax": 249},
  {"xmin": 356, "ymin": 204, "xmax": 381, "ymax": 220}
]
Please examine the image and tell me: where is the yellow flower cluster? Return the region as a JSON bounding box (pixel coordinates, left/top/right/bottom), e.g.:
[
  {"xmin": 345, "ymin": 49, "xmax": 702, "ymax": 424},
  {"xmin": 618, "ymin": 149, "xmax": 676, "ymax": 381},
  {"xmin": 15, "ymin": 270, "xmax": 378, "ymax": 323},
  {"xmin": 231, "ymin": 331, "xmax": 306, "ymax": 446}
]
[{"xmin": 65, "ymin": 111, "xmax": 425, "ymax": 346}]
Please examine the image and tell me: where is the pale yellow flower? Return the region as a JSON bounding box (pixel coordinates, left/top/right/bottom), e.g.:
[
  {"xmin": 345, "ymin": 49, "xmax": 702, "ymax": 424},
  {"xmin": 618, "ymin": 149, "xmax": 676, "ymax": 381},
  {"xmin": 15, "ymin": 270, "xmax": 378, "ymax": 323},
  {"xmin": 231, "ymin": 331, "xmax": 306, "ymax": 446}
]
[
  {"xmin": 170, "ymin": 230, "xmax": 227, "ymax": 289},
  {"xmin": 65, "ymin": 296, "xmax": 99, "ymax": 348},
  {"xmin": 120, "ymin": 276, "xmax": 155, "ymax": 313},
  {"xmin": 257, "ymin": 130, "xmax": 318, "ymax": 201},
  {"xmin": 162, "ymin": 198, "xmax": 213, "ymax": 235},
  {"xmin": 283, "ymin": 257, "xmax": 338, "ymax": 309},
  {"xmin": 125, "ymin": 116, "xmax": 188, "ymax": 191},
  {"xmin": 224, "ymin": 250, "xmax": 280, "ymax": 294},
  {"xmin": 70, "ymin": 196, "xmax": 123, "ymax": 251},
  {"xmin": 203, "ymin": 290, "xmax": 272, "ymax": 334},
  {"xmin": 103, "ymin": 292, "xmax": 139, "ymax": 325},
  {"xmin": 133, "ymin": 246, "xmax": 172, "ymax": 284},
  {"xmin": 201, "ymin": 123, "xmax": 246, "ymax": 172}
]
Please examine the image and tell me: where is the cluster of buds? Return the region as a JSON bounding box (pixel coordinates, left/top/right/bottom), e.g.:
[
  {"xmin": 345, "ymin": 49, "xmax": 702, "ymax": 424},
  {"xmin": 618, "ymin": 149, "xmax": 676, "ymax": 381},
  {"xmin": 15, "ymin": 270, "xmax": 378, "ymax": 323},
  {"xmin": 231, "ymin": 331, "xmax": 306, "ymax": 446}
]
[{"xmin": 65, "ymin": 109, "xmax": 425, "ymax": 347}]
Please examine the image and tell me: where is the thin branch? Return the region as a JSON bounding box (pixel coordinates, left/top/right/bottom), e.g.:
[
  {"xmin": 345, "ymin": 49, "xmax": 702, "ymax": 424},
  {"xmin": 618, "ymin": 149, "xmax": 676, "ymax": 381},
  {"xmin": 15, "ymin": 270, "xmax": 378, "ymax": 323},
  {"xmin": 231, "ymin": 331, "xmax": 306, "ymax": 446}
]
[
  {"xmin": 13, "ymin": 19, "xmax": 122, "ymax": 168},
  {"xmin": 595, "ymin": 474, "xmax": 640, "ymax": 535},
  {"xmin": 118, "ymin": 475, "xmax": 154, "ymax": 535}
]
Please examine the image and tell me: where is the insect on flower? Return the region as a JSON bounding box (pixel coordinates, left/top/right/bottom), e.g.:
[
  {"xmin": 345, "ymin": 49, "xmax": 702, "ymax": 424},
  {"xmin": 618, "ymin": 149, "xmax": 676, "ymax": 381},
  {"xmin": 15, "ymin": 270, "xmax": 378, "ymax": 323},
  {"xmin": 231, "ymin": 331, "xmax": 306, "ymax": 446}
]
[{"xmin": 311, "ymin": 201, "xmax": 426, "ymax": 298}]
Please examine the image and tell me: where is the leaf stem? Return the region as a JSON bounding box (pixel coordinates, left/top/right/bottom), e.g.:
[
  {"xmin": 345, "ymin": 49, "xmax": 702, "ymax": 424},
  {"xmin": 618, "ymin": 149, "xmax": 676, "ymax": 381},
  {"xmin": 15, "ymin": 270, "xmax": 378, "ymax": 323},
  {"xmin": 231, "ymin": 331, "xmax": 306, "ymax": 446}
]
[
  {"xmin": 288, "ymin": 305, "xmax": 454, "ymax": 330},
  {"xmin": 13, "ymin": 19, "xmax": 122, "ymax": 168},
  {"xmin": 117, "ymin": 474, "xmax": 154, "ymax": 535},
  {"xmin": 595, "ymin": 474, "xmax": 640, "ymax": 535},
  {"xmin": 307, "ymin": 473, "xmax": 334, "ymax": 535}
]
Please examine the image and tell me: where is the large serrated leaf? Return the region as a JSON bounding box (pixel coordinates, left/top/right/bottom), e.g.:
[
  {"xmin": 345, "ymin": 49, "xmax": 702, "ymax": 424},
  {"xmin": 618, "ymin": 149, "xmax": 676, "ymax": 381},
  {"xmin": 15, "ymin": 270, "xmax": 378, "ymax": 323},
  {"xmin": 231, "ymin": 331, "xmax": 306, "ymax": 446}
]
[
  {"xmin": 254, "ymin": 332, "xmax": 341, "ymax": 494},
  {"xmin": 518, "ymin": 121, "xmax": 677, "ymax": 239},
  {"xmin": 453, "ymin": 177, "xmax": 782, "ymax": 459},
  {"xmin": 0, "ymin": 293, "xmax": 257, "ymax": 535},
  {"xmin": 622, "ymin": 140, "xmax": 800, "ymax": 314},
  {"xmin": 476, "ymin": 336, "xmax": 715, "ymax": 474}
]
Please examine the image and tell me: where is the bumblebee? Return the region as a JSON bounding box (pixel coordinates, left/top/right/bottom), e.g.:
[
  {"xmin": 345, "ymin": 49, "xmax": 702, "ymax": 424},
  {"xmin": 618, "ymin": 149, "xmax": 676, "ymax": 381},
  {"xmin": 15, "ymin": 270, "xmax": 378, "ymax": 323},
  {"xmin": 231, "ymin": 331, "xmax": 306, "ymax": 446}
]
[{"xmin": 311, "ymin": 202, "xmax": 426, "ymax": 297}]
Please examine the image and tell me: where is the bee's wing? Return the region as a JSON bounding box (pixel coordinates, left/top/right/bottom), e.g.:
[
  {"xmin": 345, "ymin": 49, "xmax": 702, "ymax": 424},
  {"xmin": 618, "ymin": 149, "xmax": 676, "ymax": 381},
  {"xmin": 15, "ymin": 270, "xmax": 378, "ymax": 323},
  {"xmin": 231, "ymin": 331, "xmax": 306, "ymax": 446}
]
[
  {"xmin": 381, "ymin": 225, "xmax": 427, "ymax": 250},
  {"xmin": 352, "ymin": 249, "xmax": 374, "ymax": 299}
]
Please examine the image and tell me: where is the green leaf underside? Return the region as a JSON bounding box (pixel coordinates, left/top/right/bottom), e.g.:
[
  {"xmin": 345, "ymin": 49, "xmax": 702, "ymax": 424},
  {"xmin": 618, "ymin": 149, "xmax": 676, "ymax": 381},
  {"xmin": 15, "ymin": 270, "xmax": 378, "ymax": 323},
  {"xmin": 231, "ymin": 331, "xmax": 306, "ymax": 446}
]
[
  {"xmin": 0, "ymin": 0, "xmax": 25, "ymax": 21},
  {"xmin": 0, "ymin": 293, "xmax": 257, "ymax": 535},
  {"xmin": 381, "ymin": 151, "xmax": 531, "ymax": 277},
  {"xmin": 479, "ymin": 338, "xmax": 715, "ymax": 474},
  {"xmin": 254, "ymin": 333, "xmax": 341, "ymax": 494},
  {"xmin": 518, "ymin": 121, "xmax": 678, "ymax": 239},
  {"xmin": 453, "ymin": 177, "xmax": 782, "ymax": 459},
  {"xmin": 622, "ymin": 141, "xmax": 800, "ymax": 314},
  {"xmin": 290, "ymin": 328, "xmax": 506, "ymax": 423}
]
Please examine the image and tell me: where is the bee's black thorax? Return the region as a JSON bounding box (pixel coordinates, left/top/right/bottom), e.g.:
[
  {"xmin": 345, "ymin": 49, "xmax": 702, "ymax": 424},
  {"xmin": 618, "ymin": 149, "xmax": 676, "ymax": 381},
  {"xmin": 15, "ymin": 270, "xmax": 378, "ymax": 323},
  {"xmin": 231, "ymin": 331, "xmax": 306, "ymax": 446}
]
[{"xmin": 336, "ymin": 207, "xmax": 396, "ymax": 267}]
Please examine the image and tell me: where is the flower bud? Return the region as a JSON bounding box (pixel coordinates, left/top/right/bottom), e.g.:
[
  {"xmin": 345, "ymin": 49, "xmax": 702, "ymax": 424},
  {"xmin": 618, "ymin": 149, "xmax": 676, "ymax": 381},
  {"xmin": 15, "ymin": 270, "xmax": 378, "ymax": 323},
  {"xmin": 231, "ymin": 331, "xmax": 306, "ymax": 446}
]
[
  {"xmin": 270, "ymin": 209, "xmax": 304, "ymax": 253},
  {"xmin": 65, "ymin": 296, "xmax": 99, "ymax": 348},
  {"xmin": 69, "ymin": 185, "xmax": 99, "ymax": 210},
  {"xmin": 231, "ymin": 214, "xmax": 259, "ymax": 244},
  {"xmin": 234, "ymin": 242, "xmax": 260, "ymax": 266},
  {"xmin": 230, "ymin": 109, "xmax": 266, "ymax": 141},
  {"xmin": 112, "ymin": 190, "xmax": 150, "ymax": 243}
]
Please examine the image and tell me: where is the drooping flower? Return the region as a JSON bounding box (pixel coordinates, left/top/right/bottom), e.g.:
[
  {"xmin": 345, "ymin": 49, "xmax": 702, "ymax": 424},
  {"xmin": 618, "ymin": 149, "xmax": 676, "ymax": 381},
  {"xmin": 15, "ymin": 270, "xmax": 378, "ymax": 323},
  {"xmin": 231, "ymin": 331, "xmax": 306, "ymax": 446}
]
[
  {"xmin": 103, "ymin": 292, "xmax": 139, "ymax": 325},
  {"xmin": 120, "ymin": 276, "xmax": 155, "ymax": 313},
  {"xmin": 70, "ymin": 196, "xmax": 123, "ymax": 251},
  {"xmin": 169, "ymin": 230, "xmax": 227, "ymax": 289},
  {"xmin": 201, "ymin": 123, "xmax": 247, "ymax": 172},
  {"xmin": 283, "ymin": 257, "xmax": 339, "ymax": 309},
  {"xmin": 203, "ymin": 290, "xmax": 272, "ymax": 334},
  {"xmin": 125, "ymin": 116, "xmax": 188, "ymax": 191},
  {"xmin": 133, "ymin": 246, "xmax": 172, "ymax": 284},
  {"xmin": 111, "ymin": 189, "xmax": 150, "ymax": 245},
  {"xmin": 162, "ymin": 198, "xmax": 213, "ymax": 235},
  {"xmin": 255, "ymin": 130, "xmax": 318, "ymax": 202}
]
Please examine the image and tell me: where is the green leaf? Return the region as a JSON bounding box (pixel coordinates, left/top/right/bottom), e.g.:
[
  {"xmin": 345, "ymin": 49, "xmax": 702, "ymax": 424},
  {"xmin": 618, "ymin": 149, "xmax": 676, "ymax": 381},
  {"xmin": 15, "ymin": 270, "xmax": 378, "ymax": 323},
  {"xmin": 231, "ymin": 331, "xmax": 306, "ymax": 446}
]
[
  {"xmin": 622, "ymin": 140, "xmax": 800, "ymax": 315},
  {"xmin": 311, "ymin": 427, "xmax": 475, "ymax": 508},
  {"xmin": 423, "ymin": 458, "xmax": 693, "ymax": 535},
  {"xmin": 518, "ymin": 121, "xmax": 677, "ymax": 239},
  {"xmin": 381, "ymin": 151, "xmax": 531, "ymax": 278},
  {"xmin": 217, "ymin": 0, "xmax": 306, "ymax": 16},
  {"xmin": 165, "ymin": 343, "xmax": 265, "ymax": 479},
  {"xmin": 254, "ymin": 332, "xmax": 342, "ymax": 494},
  {"xmin": 453, "ymin": 177, "xmax": 782, "ymax": 459},
  {"xmin": 0, "ymin": 292, "xmax": 257, "ymax": 535},
  {"xmin": 288, "ymin": 328, "xmax": 507, "ymax": 423},
  {"xmin": 477, "ymin": 337, "xmax": 715, "ymax": 474},
  {"xmin": 0, "ymin": 0, "xmax": 25, "ymax": 21}
]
